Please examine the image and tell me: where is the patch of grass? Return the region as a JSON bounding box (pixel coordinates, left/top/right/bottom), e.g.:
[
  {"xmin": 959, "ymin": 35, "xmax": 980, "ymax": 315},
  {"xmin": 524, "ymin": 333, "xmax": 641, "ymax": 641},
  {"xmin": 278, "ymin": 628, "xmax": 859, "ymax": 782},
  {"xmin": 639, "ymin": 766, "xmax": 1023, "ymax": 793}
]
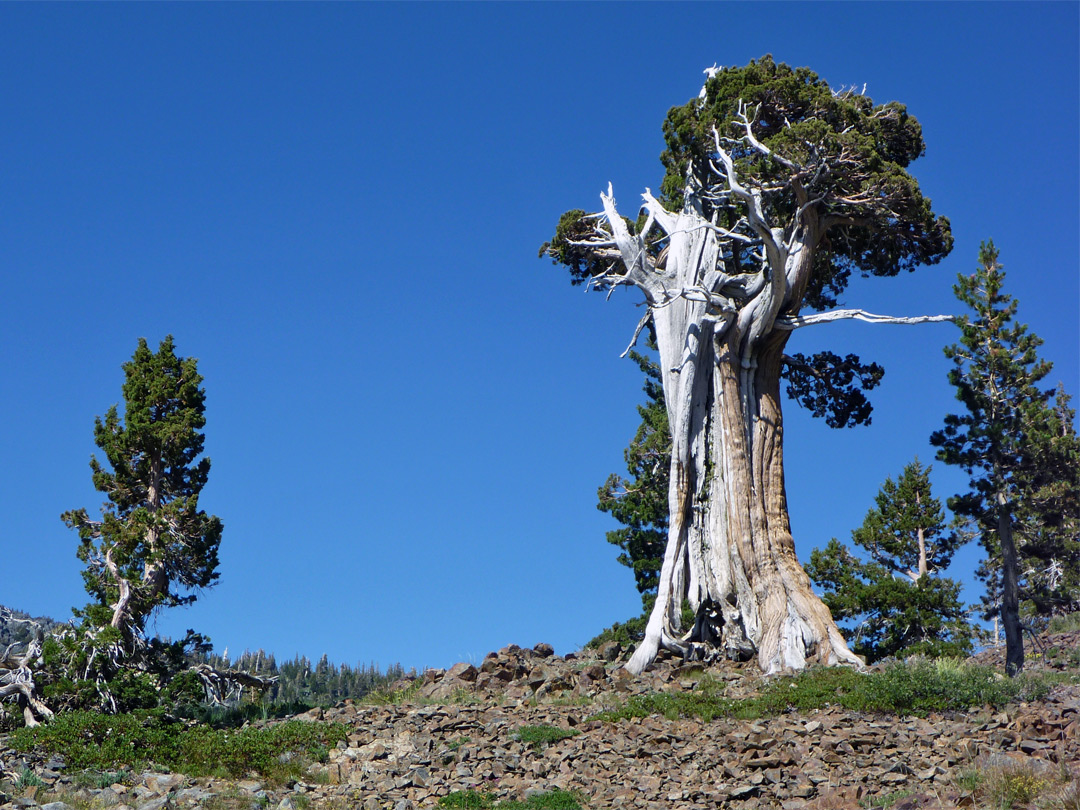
[
  {"xmin": 449, "ymin": 687, "xmax": 483, "ymax": 705},
  {"xmin": 591, "ymin": 657, "xmax": 1056, "ymax": 724},
  {"xmin": 860, "ymin": 789, "xmax": 914, "ymax": 808},
  {"xmin": 954, "ymin": 767, "xmax": 984, "ymax": 793},
  {"xmin": 439, "ymin": 791, "xmax": 494, "ymax": 809},
  {"xmin": 980, "ymin": 762, "xmax": 1048, "ymax": 809},
  {"xmin": 1047, "ymin": 612, "xmax": 1080, "ymax": 634},
  {"xmin": 546, "ymin": 694, "xmax": 594, "ymax": 708},
  {"xmin": 201, "ymin": 788, "xmax": 270, "ymax": 810},
  {"xmin": 500, "ymin": 790, "xmax": 583, "ymax": 809},
  {"xmin": 362, "ymin": 677, "xmax": 422, "ymax": 705},
  {"xmin": 1040, "ymin": 776, "xmax": 1080, "ymax": 810},
  {"xmin": 439, "ymin": 790, "xmax": 583, "ymax": 810},
  {"xmin": 10, "ymin": 711, "xmax": 346, "ymax": 783},
  {"xmin": 515, "ymin": 725, "xmax": 580, "ymax": 751}
]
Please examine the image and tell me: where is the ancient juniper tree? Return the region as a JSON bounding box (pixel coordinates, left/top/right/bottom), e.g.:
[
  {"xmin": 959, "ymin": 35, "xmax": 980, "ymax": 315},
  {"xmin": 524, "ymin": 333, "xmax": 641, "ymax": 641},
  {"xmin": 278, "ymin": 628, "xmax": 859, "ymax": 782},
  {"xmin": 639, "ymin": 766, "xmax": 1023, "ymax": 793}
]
[
  {"xmin": 62, "ymin": 336, "xmax": 222, "ymax": 676},
  {"xmin": 543, "ymin": 57, "xmax": 952, "ymax": 674}
]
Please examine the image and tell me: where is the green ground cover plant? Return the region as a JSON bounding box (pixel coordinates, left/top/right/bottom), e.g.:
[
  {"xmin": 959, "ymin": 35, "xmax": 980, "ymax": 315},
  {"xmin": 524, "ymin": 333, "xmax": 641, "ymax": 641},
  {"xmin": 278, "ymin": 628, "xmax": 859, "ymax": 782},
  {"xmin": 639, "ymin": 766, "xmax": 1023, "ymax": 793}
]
[
  {"xmin": 10, "ymin": 711, "xmax": 346, "ymax": 782},
  {"xmin": 514, "ymin": 725, "xmax": 580, "ymax": 751},
  {"xmin": 73, "ymin": 770, "xmax": 130, "ymax": 789},
  {"xmin": 16, "ymin": 768, "xmax": 44, "ymax": 789},
  {"xmin": 591, "ymin": 658, "xmax": 1058, "ymax": 723}
]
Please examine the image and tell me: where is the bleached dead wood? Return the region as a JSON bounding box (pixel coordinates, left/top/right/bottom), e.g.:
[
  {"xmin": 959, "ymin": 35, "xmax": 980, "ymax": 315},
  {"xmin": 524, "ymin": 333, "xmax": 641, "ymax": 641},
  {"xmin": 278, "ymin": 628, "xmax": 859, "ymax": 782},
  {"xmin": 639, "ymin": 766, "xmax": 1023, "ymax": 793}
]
[
  {"xmin": 0, "ymin": 612, "xmax": 53, "ymax": 726},
  {"xmin": 192, "ymin": 663, "xmax": 278, "ymax": 705}
]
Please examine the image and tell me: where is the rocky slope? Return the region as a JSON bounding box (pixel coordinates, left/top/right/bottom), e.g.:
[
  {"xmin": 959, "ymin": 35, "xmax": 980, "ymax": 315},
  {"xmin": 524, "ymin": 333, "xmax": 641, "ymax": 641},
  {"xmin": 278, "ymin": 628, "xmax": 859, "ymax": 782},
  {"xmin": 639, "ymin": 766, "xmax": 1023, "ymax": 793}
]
[{"xmin": 2, "ymin": 633, "xmax": 1078, "ymax": 810}]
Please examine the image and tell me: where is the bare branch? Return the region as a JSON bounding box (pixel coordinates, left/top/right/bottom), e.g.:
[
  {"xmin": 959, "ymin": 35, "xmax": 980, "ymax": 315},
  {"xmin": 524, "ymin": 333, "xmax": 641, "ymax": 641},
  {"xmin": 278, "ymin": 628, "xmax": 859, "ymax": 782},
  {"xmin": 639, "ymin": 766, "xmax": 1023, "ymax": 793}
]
[
  {"xmin": 620, "ymin": 310, "xmax": 653, "ymax": 358},
  {"xmin": 735, "ymin": 100, "xmax": 799, "ymax": 171},
  {"xmin": 776, "ymin": 309, "xmax": 955, "ymax": 330}
]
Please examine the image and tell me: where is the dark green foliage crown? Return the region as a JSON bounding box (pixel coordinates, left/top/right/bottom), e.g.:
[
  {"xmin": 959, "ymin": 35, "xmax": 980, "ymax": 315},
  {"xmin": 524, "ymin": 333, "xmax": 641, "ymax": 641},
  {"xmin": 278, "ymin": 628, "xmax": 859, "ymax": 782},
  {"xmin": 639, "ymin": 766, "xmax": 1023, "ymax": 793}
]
[{"xmin": 63, "ymin": 336, "xmax": 222, "ymax": 634}]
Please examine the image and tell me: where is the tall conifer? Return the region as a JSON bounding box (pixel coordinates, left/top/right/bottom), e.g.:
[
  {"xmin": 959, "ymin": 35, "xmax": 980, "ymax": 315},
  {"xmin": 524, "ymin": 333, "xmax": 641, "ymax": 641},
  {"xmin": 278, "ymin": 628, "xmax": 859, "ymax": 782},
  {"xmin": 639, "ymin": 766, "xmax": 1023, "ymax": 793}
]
[
  {"xmin": 63, "ymin": 336, "xmax": 222, "ymax": 660},
  {"xmin": 931, "ymin": 242, "xmax": 1076, "ymax": 674}
]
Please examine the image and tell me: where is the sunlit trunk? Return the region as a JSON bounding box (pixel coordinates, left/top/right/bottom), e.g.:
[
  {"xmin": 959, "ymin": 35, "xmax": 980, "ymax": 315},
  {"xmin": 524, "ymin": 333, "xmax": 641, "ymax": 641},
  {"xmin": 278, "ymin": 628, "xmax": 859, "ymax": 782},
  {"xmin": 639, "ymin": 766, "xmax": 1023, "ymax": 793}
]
[{"xmin": 627, "ymin": 307, "xmax": 860, "ymax": 675}]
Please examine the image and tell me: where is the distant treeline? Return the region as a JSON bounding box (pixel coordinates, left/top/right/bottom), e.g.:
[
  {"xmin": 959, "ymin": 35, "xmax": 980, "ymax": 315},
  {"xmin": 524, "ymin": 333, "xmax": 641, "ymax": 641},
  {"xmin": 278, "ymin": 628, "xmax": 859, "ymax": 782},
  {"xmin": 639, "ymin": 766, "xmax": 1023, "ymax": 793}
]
[
  {"xmin": 1, "ymin": 605, "xmax": 408, "ymax": 708},
  {"xmin": 193, "ymin": 649, "xmax": 412, "ymax": 706}
]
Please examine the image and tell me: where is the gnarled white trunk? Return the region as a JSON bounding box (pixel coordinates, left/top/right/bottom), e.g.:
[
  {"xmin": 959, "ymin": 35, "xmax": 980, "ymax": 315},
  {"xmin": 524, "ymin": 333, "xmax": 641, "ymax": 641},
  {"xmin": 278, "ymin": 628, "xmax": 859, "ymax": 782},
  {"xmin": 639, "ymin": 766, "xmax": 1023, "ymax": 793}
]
[
  {"xmin": 627, "ymin": 270, "xmax": 860, "ymax": 675},
  {"xmin": 582, "ymin": 182, "xmax": 862, "ymax": 675},
  {"xmin": 0, "ymin": 618, "xmax": 53, "ymax": 726}
]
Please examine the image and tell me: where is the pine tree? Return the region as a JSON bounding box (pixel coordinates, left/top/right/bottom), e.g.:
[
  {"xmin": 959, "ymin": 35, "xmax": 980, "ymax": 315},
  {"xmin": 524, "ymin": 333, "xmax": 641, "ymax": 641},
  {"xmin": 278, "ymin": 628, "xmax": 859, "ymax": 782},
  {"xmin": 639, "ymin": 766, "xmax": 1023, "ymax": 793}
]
[
  {"xmin": 807, "ymin": 460, "xmax": 974, "ymax": 662},
  {"xmin": 931, "ymin": 242, "xmax": 1077, "ymax": 674},
  {"xmin": 597, "ymin": 340, "xmax": 670, "ymax": 610},
  {"xmin": 62, "ymin": 336, "xmax": 222, "ymax": 662}
]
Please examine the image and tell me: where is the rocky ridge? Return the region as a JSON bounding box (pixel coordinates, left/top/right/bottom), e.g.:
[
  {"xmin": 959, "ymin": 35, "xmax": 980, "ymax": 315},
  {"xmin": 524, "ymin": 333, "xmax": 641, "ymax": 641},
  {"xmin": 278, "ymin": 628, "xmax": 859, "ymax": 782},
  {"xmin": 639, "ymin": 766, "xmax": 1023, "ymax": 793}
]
[{"xmin": 2, "ymin": 633, "xmax": 1078, "ymax": 810}]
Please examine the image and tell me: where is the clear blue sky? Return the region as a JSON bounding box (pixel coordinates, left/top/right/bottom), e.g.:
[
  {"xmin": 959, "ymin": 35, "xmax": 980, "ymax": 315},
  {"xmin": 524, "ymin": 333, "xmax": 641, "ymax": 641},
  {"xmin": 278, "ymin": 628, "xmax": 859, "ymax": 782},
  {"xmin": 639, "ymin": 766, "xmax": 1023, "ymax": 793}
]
[{"xmin": 3, "ymin": 3, "xmax": 1077, "ymax": 673}]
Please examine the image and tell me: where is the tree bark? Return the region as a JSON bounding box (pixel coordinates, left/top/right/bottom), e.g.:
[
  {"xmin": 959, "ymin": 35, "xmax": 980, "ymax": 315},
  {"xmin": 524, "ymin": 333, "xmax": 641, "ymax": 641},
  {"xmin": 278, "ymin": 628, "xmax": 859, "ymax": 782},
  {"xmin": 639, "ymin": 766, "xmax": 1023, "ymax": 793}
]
[
  {"xmin": 628, "ymin": 287, "xmax": 860, "ymax": 674},
  {"xmin": 997, "ymin": 489, "xmax": 1024, "ymax": 676},
  {"xmin": 109, "ymin": 457, "xmax": 168, "ymax": 634},
  {"xmin": 915, "ymin": 490, "xmax": 928, "ymax": 581}
]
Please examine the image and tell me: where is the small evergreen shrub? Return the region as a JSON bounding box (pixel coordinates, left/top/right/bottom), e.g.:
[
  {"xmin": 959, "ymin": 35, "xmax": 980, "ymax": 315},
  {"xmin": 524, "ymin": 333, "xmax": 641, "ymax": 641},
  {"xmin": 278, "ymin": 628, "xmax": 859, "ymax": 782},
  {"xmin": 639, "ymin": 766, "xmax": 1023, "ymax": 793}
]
[{"xmin": 586, "ymin": 614, "xmax": 647, "ymax": 649}]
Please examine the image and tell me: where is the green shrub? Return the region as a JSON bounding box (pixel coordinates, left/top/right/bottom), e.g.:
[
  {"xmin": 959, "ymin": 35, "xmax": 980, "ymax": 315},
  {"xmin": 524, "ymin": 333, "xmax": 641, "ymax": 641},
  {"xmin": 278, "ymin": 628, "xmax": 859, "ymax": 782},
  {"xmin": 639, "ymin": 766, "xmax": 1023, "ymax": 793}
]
[
  {"xmin": 174, "ymin": 720, "xmax": 344, "ymax": 780},
  {"xmin": 586, "ymin": 614, "xmax": 647, "ymax": 649},
  {"xmin": 11, "ymin": 711, "xmax": 182, "ymax": 771},
  {"xmin": 10, "ymin": 711, "xmax": 346, "ymax": 782},
  {"xmin": 854, "ymin": 658, "xmax": 1050, "ymax": 715}
]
